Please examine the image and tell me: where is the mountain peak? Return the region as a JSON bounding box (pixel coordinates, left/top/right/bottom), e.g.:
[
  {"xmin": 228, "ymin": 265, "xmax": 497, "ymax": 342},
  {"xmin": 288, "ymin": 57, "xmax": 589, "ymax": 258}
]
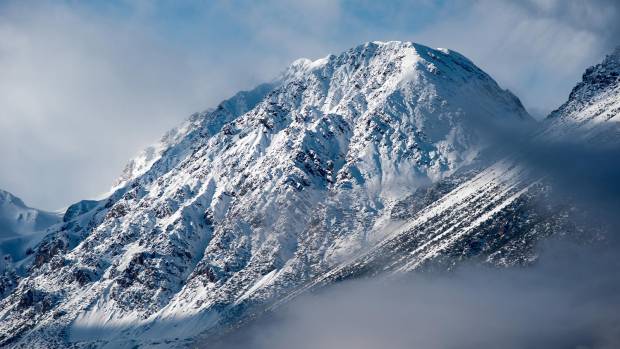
[
  {"xmin": 113, "ymin": 41, "xmax": 529, "ymax": 191},
  {"xmin": 0, "ymin": 189, "xmax": 25, "ymax": 208},
  {"xmin": 0, "ymin": 42, "xmax": 533, "ymax": 347},
  {"xmin": 542, "ymin": 47, "xmax": 620, "ymax": 146},
  {"xmin": 273, "ymin": 41, "xmax": 528, "ymax": 122},
  {"xmin": 560, "ymin": 47, "xmax": 620, "ymax": 109},
  {"xmin": 284, "ymin": 41, "xmax": 484, "ymax": 84},
  {"xmin": 605, "ymin": 45, "xmax": 620, "ymax": 66},
  {"xmin": 0, "ymin": 189, "xmax": 60, "ymax": 237},
  {"xmin": 581, "ymin": 47, "xmax": 620, "ymax": 86}
]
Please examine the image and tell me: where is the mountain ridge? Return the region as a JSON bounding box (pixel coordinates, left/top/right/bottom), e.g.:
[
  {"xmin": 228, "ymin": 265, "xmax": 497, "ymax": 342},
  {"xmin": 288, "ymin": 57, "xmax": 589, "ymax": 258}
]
[{"xmin": 2, "ymin": 41, "xmax": 614, "ymax": 348}]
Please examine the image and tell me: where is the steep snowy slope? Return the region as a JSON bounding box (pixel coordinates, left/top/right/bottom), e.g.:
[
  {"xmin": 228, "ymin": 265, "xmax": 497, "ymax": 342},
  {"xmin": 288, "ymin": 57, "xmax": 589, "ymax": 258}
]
[
  {"xmin": 545, "ymin": 47, "xmax": 620, "ymax": 143},
  {"xmin": 268, "ymin": 48, "xmax": 620, "ymax": 312},
  {"xmin": 0, "ymin": 190, "xmax": 61, "ymax": 298},
  {"xmin": 0, "ymin": 190, "xmax": 60, "ymax": 239},
  {"xmin": 0, "ymin": 41, "xmax": 531, "ymax": 348},
  {"xmin": 0, "ymin": 190, "xmax": 61, "ymax": 270}
]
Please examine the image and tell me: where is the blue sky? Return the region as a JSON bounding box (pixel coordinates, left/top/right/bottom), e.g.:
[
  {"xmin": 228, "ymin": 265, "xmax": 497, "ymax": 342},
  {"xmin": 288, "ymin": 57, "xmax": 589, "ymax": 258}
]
[{"xmin": 1, "ymin": 0, "xmax": 619, "ymax": 210}]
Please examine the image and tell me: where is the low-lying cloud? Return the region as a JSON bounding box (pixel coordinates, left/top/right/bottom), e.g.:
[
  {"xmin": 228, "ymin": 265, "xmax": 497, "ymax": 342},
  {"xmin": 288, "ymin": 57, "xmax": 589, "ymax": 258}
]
[{"xmin": 212, "ymin": 237, "xmax": 620, "ymax": 349}]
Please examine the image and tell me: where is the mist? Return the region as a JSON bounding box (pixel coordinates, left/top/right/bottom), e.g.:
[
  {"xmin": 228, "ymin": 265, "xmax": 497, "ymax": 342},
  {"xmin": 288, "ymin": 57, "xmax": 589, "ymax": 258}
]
[{"xmin": 211, "ymin": 236, "xmax": 620, "ymax": 349}]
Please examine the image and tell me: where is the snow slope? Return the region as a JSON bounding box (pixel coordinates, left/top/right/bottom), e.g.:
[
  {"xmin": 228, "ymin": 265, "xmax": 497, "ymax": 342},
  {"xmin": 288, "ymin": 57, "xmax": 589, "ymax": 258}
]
[
  {"xmin": 0, "ymin": 190, "xmax": 61, "ymax": 298},
  {"xmin": 545, "ymin": 47, "xmax": 620, "ymax": 143},
  {"xmin": 0, "ymin": 190, "xmax": 61, "ymax": 270},
  {"xmin": 267, "ymin": 47, "xmax": 620, "ymax": 312},
  {"xmin": 0, "ymin": 190, "xmax": 60, "ymax": 239},
  {"xmin": 0, "ymin": 41, "xmax": 537, "ymax": 347}
]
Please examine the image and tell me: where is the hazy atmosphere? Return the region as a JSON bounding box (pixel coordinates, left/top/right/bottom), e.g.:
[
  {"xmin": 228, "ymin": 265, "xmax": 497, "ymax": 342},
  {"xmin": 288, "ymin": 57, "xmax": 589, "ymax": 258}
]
[
  {"xmin": 212, "ymin": 241, "xmax": 620, "ymax": 349},
  {"xmin": 2, "ymin": 0, "xmax": 620, "ymax": 210}
]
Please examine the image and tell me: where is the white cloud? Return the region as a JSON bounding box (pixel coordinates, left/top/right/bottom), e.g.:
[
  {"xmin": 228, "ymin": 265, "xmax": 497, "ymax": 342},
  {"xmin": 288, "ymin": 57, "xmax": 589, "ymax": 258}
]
[
  {"xmin": 0, "ymin": 2, "xmax": 226, "ymax": 209},
  {"xmin": 211, "ymin": 239, "xmax": 620, "ymax": 349}
]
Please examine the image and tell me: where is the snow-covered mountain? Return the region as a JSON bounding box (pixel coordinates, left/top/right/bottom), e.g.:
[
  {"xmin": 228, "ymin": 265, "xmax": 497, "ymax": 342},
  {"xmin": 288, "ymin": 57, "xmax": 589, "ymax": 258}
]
[
  {"xmin": 0, "ymin": 190, "xmax": 61, "ymax": 298},
  {"xmin": 545, "ymin": 47, "xmax": 620, "ymax": 143},
  {"xmin": 277, "ymin": 47, "xmax": 620, "ymax": 304},
  {"xmin": 290, "ymin": 47, "xmax": 620, "ymax": 287},
  {"xmin": 0, "ymin": 190, "xmax": 61, "ymax": 267},
  {"xmin": 0, "ymin": 41, "xmax": 615, "ymax": 348},
  {"xmin": 0, "ymin": 190, "xmax": 60, "ymax": 239}
]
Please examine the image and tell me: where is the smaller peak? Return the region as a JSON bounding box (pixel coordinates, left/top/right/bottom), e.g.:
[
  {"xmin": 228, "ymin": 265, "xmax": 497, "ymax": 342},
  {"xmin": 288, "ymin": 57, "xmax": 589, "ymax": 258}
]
[
  {"xmin": 548, "ymin": 46, "xmax": 620, "ymax": 119},
  {"xmin": 0, "ymin": 189, "xmax": 26, "ymax": 207},
  {"xmin": 579, "ymin": 47, "xmax": 620, "ymax": 88},
  {"xmin": 0, "ymin": 188, "xmax": 14, "ymax": 200},
  {"xmin": 590, "ymin": 47, "xmax": 620, "ymax": 72},
  {"xmin": 602, "ymin": 46, "xmax": 620, "ymax": 69}
]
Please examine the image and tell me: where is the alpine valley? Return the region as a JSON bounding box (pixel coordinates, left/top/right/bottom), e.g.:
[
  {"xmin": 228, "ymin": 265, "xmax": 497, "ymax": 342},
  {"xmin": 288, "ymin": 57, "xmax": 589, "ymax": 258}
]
[{"xmin": 0, "ymin": 41, "xmax": 618, "ymax": 348}]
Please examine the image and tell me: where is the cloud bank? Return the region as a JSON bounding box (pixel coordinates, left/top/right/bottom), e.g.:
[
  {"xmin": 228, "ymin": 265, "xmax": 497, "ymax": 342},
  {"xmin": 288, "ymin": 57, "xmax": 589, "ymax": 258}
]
[{"xmin": 211, "ymin": 238, "xmax": 620, "ymax": 349}]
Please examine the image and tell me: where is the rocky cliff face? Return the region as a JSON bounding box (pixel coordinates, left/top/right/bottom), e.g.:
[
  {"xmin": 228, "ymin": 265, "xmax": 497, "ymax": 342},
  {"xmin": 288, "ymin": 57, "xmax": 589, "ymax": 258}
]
[
  {"xmin": 546, "ymin": 47, "xmax": 620, "ymax": 143},
  {"xmin": 5, "ymin": 41, "xmax": 613, "ymax": 349}
]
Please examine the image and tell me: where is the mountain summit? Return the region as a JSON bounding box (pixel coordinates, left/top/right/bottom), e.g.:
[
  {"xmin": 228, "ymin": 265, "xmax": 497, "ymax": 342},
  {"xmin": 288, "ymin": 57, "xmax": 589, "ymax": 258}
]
[
  {"xmin": 546, "ymin": 47, "xmax": 620, "ymax": 142},
  {"xmin": 0, "ymin": 190, "xmax": 60, "ymax": 271},
  {"xmin": 0, "ymin": 41, "xmax": 534, "ymax": 347},
  {"xmin": 0, "ymin": 190, "xmax": 60, "ymax": 239}
]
